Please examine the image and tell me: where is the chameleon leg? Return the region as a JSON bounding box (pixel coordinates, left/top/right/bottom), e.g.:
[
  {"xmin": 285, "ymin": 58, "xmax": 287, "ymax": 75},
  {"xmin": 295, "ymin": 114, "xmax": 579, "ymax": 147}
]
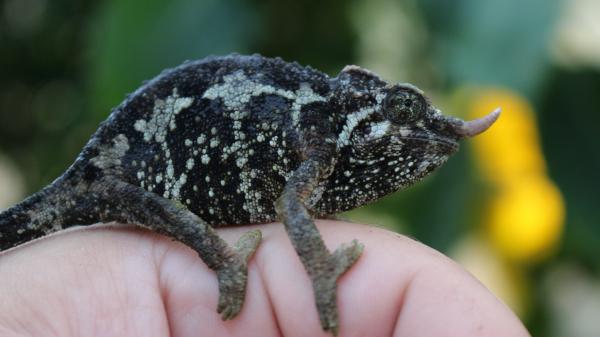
[
  {"xmin": 96, "ymin": 178, "xmax": 261, "ymax": 320},
  {"xmin": 275, "ymin": 160, "xmax": 364, "ymax": 336}
]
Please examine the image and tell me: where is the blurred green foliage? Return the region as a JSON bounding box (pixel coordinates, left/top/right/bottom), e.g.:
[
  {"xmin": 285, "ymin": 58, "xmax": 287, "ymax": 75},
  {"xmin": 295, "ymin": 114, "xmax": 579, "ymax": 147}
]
[
  {"xmin": 420, "ymin": 0, "xmax": 559, "ymax": 94},
  {"xmin": 1, "ymin": 0, "xmax": 600, "ymax": 335},
  {"xmin": 540, "ymin": 69, "xmax": 600, "ymax": 269}
]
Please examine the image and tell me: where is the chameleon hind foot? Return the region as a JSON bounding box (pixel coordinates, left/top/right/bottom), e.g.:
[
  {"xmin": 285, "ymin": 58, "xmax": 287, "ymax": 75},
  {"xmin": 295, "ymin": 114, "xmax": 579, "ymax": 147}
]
[
  {"xmin": 314, "ymin": 239, "xmax": 364, "ymax": 336},
  {"xmin": 216, "ymin": 229, "xmax": 262, "ymax": 320}
]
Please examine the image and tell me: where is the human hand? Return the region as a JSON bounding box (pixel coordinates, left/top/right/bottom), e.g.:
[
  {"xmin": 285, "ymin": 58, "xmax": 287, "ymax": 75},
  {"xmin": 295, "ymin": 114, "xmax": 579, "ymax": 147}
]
[{"xmin": 0, "ymin": 221, "xmax": 530, "ymax": 337}]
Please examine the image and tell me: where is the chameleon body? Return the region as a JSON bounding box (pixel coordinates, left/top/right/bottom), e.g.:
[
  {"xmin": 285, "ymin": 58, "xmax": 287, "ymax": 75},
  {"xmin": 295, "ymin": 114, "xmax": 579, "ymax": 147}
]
[{"xmin": 0, "ymin": 54, "xmax": 499, "ymax": 335}]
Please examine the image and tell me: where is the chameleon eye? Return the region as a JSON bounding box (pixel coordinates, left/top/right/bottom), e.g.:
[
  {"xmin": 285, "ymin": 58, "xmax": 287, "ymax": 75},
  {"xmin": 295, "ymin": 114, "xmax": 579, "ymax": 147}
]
[{"xmin": 383, "ymin": 89, "xmax": 425, "ymax": 124}]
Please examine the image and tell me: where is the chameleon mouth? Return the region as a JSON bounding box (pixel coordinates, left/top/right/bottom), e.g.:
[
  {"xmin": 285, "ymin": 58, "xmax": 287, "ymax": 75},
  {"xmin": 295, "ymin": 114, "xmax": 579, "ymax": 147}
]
[
  {"xmin": 398, "ymin": 135, "xmax": 459, "ymax": 152},
  {"xmin": 432, "ymin": 137, "xmax": 460, "ymax": 151}
]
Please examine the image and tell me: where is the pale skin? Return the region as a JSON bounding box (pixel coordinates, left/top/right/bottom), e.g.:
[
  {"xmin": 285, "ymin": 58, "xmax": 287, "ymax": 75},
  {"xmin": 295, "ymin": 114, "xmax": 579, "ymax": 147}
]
[{"xmin": 0, "ymin": 220, "xmax": 530, "ymax": 337}]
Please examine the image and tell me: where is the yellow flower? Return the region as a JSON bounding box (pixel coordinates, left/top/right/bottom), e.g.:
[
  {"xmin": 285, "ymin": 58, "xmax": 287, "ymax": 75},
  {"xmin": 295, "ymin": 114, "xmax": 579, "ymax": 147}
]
[
  {"xmin": 486, "ymin": 176, "xmax": 565, "ymax": 262},
  {"xmin": 464, "ymin": 88, "xmax": 566, "ymax": 262}
]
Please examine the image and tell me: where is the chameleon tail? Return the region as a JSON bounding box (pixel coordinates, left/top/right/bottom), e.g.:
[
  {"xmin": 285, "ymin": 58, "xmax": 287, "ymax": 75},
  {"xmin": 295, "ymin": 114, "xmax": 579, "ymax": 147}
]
[{"xmin": 0, "ymin": 177, "xmax": 96, "ymax": 251}]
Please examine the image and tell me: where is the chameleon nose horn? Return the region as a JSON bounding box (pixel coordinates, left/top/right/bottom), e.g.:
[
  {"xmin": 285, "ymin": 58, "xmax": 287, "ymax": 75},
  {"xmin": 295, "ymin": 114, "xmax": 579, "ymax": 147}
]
[{"xmin": 454, "ymin": 107, "xmax": 501, "ymax": 137}]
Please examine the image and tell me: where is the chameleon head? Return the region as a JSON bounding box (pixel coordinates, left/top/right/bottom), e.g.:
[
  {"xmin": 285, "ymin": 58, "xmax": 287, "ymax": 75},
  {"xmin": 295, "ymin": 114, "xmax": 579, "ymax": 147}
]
[
  {"xmin": 379, "ymin": 84, "xmax": 500, "ymax": 158},
  {"xmin": 378, "ymin": 82, "xmax": 501, "ymax": 147},
  {"xmin": 323, "ymin": 77, "xmax": 500, "ymax": 212},
  {"xmin": 355, "ymin": 82, "xmax": 500, "ymax": 184}
]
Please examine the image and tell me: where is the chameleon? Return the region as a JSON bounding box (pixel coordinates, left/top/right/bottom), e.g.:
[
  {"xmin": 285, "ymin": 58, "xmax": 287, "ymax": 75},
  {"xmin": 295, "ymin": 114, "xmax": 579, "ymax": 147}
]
[{"xmin": 0, "ymin": 54, "xmax": 499, "ymax": 335}]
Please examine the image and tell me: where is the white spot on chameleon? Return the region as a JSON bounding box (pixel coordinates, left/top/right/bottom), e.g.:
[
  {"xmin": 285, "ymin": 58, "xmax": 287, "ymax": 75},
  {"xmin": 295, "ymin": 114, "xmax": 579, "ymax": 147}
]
[
  {"xmin": 91, "ymin": 134, "xmax": 130, "ymax": 170},
  {"xmin": 203, "ymin": 70, "xmax": 295, "ymax": 111},
  {"xmin": 203, "ymin": 70, "xmax": 326, "ymax": 128},
  {"xmin": 337, "ymin": 106, "xmax": 377, "ymax": 147},
  {"xmin": 134, "ymin": 88, "xmax": 194, "ymax": 143},
  {"xmin": 166, "ymin": 163, "xmax": 174, "ymax": 178},
  {"xmin": 398, "ymin": 127, "xmax": 412, "ymax": 137},
  {"xmin": 186, "ymin": 158, "xmax": 195, "ymax": 170},
  {"xmin": 132, "ymin": 89, "xmax": 195, "ymax": 201},
  {"xmin": 291, "ymin": 82, "xmax": 326, "ymax": 127},
  {"xmin": 236, "ymin": 156, "xmax": 248, "ymax": 168},
  {"xmin": 170, "ymin": 173, "xmax": 187, "ymax": 199},
  {"xmin": 368, "ymin": 120, "xmax": 391, "ymax": 139},
  {"xmin": 238, "ymin": 168, "xmax": 265, "ymax": 222}
]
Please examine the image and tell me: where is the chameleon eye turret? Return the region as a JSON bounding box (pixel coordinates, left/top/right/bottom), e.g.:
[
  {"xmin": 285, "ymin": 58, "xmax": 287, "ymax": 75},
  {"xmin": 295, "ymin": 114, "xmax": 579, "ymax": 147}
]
[
  {"xmin": 382, "ymin": 84, "xmax": 428, "ymax": 123},
  {"xmin": 0, "ymin": 54, "xmax": 500, "ymax": 335}
]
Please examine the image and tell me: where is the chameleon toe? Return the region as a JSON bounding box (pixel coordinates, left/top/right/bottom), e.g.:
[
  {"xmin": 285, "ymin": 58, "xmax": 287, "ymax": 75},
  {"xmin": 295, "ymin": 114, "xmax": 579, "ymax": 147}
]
[{"xmin": 234, "ymin": 229, "xmax": 262, "ymax": 263}]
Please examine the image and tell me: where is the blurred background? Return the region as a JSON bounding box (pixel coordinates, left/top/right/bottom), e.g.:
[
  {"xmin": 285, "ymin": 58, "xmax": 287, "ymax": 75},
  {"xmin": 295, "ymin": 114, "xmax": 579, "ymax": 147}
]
[{"xmin": 0, "ymin": 0, "xmax": 598, "ymax": 335}]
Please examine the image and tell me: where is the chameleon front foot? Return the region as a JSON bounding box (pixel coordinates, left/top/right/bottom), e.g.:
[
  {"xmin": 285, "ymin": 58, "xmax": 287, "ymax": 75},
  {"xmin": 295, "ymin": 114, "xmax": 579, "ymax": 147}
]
[
  {"xmin": 216, "ymin": 230, "xmax": 262, "ymax": 320},
  {"xmin": 314, "ymin": 240, "xmax": 364, "ymax": 336}
]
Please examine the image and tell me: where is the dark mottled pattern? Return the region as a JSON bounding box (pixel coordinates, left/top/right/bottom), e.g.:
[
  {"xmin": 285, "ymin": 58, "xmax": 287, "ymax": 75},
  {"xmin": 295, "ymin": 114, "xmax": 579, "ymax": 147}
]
[{"xmin": 0, "ymin": 54, "xmax": 471, "ymax": 335}]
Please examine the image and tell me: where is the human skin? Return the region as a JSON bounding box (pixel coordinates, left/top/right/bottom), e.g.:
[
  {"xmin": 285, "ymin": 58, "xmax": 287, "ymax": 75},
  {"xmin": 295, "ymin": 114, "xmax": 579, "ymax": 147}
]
[{"xmin": 0, "ymin": 220, "xmax": 530, "ymax": 337}]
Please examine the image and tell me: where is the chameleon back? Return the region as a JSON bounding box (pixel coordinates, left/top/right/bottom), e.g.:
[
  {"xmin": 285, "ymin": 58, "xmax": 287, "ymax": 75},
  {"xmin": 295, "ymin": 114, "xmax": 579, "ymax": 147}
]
[{"xmin": 84, "ymin": 55, "xmax": 332, "ymax": 225}]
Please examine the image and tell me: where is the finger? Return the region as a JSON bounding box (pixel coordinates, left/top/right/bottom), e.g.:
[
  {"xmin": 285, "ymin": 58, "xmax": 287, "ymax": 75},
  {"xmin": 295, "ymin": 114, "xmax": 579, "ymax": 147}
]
[{"xmin": 0, "ymin": 226, "xmax": 172, "ymax": 337}]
